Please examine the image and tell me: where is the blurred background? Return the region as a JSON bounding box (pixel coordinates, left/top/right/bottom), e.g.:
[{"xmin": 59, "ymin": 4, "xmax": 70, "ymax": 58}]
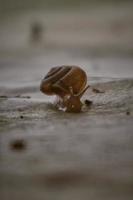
[
  {"xmin": 0, "ymin": 0, "xmax": 133, "ymax": 86},
  {"xmin": 1, "ymin": 1, "xmax": 133, "ymax": 200}
]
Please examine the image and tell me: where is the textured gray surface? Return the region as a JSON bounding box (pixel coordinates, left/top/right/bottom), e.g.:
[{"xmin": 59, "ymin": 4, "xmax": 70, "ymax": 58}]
[
  {"xmin": 0, "ymin": 78, "xmax": 133, "ymax": 200},
  {"xmin": 0, "ymin": 2, "xmax": 133, "ymax": 199}
]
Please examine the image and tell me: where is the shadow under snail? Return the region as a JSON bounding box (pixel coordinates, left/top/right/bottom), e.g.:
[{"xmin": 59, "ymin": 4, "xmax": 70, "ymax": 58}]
[{"xmin": 40, "ymin": 65, "xmax": 100, "ymax": 112}]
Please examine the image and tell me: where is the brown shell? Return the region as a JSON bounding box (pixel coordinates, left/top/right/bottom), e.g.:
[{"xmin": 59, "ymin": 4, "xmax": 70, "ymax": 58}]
[{"xmin": 40, "ymin": 65, "xmax": 87, "ymax": 98}]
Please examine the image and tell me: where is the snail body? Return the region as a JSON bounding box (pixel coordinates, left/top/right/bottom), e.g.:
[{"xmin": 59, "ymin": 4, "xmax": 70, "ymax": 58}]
[{"xmin": 40, "ymin": 65, "xmax": 90, "ymax": 112}]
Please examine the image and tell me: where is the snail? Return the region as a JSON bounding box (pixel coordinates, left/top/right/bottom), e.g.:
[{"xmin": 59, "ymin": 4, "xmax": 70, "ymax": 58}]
[{"xmin": 40, "ymin": 65, "xmax": 90, "ymax": 112}]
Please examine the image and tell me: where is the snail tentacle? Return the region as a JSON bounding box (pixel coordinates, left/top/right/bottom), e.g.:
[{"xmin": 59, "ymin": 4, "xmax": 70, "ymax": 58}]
[
  {"xmin": 69, "ymin": 86, "xmax": 74, "ymax": 95},
  {"xmin": 78, "ymin": 85, "xmax": 90, "ymax": 97}
]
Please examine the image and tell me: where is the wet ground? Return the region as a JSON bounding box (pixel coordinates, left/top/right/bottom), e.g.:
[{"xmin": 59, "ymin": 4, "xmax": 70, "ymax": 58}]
[{"xmin": 0, "ymin": 2, "xmax": 133, "ymax": 200}]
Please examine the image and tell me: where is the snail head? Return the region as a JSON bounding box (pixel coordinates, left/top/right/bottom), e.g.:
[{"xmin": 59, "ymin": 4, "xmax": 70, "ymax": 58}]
[{"xmin": 63, "ymin": 85, "xmax": 89, "ymax": 112}]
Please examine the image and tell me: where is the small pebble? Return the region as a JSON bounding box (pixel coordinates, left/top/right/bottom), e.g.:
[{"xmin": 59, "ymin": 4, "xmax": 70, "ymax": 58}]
[
  {"xmin": 126, "ymin": 110, "xmax": 130, "ymax": 115},
  {"xmin": 20, "ymin": 115, "xmax": 24, "ymax": 119},
  {"xmin": 84, "ymin": 99, "xmax": 93, "ymax": 106},
  {"xmin": 10, "ymin": 139, "xmax": 26, "ymax": 151}
]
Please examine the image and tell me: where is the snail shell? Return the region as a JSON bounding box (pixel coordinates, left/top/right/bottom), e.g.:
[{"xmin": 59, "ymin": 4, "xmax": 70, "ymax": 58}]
[
  {"xmin": 40, "ymin": 66, "xmax": 87, "ymax": 97},
  {"xmin": 40, "ymin": 65, "xmax": 89, "ymax": 112}
]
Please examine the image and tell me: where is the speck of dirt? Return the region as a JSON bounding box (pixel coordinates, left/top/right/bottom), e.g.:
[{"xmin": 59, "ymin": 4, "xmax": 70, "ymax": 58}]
[
  {"xmin": 10, "ymin": 139, "xmax": 26, "ymax": 151},
  {"xmin": 92, "ymin": 88, "xmax": 104, "ymax": 93},
  {"xmin": 20, "ymin": 115, "xmax": 24, "ymax": 119},
  {"xmin": 126, "ymin": 110, "xmax": 131, "ymax": 115}
]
